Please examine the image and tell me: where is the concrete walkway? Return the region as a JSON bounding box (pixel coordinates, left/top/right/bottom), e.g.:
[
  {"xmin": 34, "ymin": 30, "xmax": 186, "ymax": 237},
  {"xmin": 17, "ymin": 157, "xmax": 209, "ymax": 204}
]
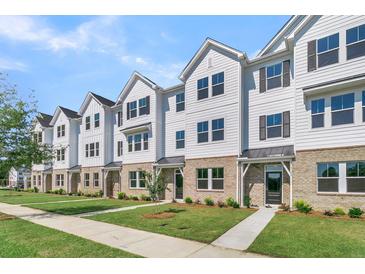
[
  {"xmin": 21, "ymin": 198, "xmax": 104, "ymax": 206},
  {"xmin": 212, "ymin": 206, "xmax": 277, "ymax": 251},
  {"xmin": 0, "ymin": 202, "xmax": 267, "ymax": 258},
  {"xmin": 75, "ymin": 200, "xmax": 171, "ymax": 217}
]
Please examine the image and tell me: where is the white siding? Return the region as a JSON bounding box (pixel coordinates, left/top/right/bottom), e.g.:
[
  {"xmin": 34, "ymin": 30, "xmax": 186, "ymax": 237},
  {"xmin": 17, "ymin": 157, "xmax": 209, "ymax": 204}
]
[
  {"xmin": 294, "ymin": 15, "xmax": 365, "ymax": 150},
  {"xmin": 32, "ymin": 122, "xmax": 53, "ymax": 171},
  {"xmin": 121, "ymin": 79, "xmax": 157, "ymax": 164},
  {"xmin": 52, "ymin": 111, "xmax": 72, "ymax": 169},
  {"xmin": 184, "ymin": 45, "xmax": 241, "ymax": 159},
  {"xmin": 162, "ymin": 88, "xmax": 186, "ymax": 158},
  {"xmin": 245, "ymin": 54, "xmax": 295, "ymax": 149},
  {"xmin": 112, "ymin": 106, "xmax": 124, "ymax": 162}
]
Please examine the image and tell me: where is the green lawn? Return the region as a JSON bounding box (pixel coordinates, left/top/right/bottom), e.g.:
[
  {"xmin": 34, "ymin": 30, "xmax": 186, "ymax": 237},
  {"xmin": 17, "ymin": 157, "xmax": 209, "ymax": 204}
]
[
  {"xmin": 88, "ymin": 203, "xmax": 254, "ymax": 243},
  {"xmin": 0, "ymin": 213, "xmax": 140, "ymax": 258},
  {"xmin": 0, "ymin": 189, "xmax": 89, "ymax": 204},
  {"xmin": 248, "ymin": 213, "xmax": 365, "ymax": 258},
  {"xmin": 26, "ymin": 199, "xmax": 151, "ymax": 215}
]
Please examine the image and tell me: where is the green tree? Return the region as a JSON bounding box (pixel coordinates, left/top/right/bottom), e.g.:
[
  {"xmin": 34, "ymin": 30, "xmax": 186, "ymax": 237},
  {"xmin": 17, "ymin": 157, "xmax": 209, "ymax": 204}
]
[
  {"xmin": 0, "ymin": 73, "xmax": 53, "ymax": 180},
  {"xmin": 143, "ymin": 170, "xmax": 169, "ymax": 202}
]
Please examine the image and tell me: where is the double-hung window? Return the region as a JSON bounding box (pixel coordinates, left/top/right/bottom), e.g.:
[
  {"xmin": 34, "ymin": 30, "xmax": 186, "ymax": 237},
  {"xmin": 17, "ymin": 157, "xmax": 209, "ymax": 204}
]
[
  {"xmin": 38, "ymin": 175, "xmax": 41, "ymax": 186},
  {"xmin": 90, "ymin": 143, "xmax": 95, "ymax": 157},
  {"xmin": 61, "ymin": 148, "xmax": 65, "ymax": 161},
  {"xmin": 37, "ymin": 132, "xmax": 42, "ymax": 143},
  {"xmin": 95, "ymin": 142, "xmax": 99, "ymax": 156},
  {"xmin": 129, "ymin": 101, "xmax": 137, "ymax": 118},
  {"xmin": 129, "ymin": 171, "xmax": 146, "ymax": 189},
  {"xmin": 61, "ymin": 125, "xmax": 65, "ymax": 136},
  {"xmin": 57, "ymin": 125, "xmax": 65, "ymax": 137},
  {"xmin": 317, "ymin": 33, "xmax": 339, "ymax": 68},
  {"xmin": 139, "ymin": 171, "xmax": 146, "ymax": 188},
  {"xmin": 139, "ymin": 97, "xmax": 147, "ymax": 115},
  {"xmin": 94, "ymin": 113, "xmax": 100, "ymax": 128},
  {"xmin": 85, "ymin": 116, "xmax": 91, "ymax": 130},
  {"xmin": 363, "ymin": 91, "xmax": 365, "ymax": 122},
  {"xmin": 176, "ymin": 93, "xmax": 185, "ymax": 112},
  {"xmin": 311, "ymin": 98, "xmax": 325, "ymax": 128},
  {"xmin": 197, "ymin": 77, "xmax": 209, "ymax": 100},
  {"xmin": 134, "ymin": 134, "xmax": 142, "ymax": 151},
  {"xmin": 331, "ymin": 93, "xmax": 354, "ymax": 126},
  {"xmin": 266, "ymin": 63, "xmax": 282, "ymax": 90},
  {"xmin": 117, "ymin": 111, "xmax": 123, "ymax": 127},
  {"xmin": 346, "ymin": 24, "xmax": 365, "ymax": 60},
  {"xmin": 85, "ymin": 144, "xmax": 89, "ymax": 158},
  {"xmin": 317, "ymin": 163, "xmax": 339, "ymax": 192},
  {"xmin": 176, "ymin": 130, "xmax": 185, "ymax": 149},
  {"xmin": 84, "ymin": 173, "xmax": 90, "ymax": 187},
  {"xmin": 56, "ymin": 174, "xmax": 64, "ymax": 187},
  {"xmin": 212, "ymin": 118, "xmax": 224, "ymax": 141},
  {"xmin": 267, "ymin": 113, "xmax": 282, "ymax": 138},
  {"xmin": 129, "ymin": 171, "xmax": 137, "ymax": 188},
  {"xmin": 212, "ymin": 72, "xmax": 224, "ymax": 96},
  {"xmin": 197, "ymin": 168, "xmax": 224, "ymax": 190},
  {"xmin": 56, "ymin": 149, "xmax": 61, "ymax": 161},
  {"xmin": 197, "ymin": 121, "xmax": 209, "ymax": 143},
  {"xmin": 117, "ymin": 141, "xmax": 123, "ymax": 157},
  {"xmin": 346, "ymin": 161, "xmax": 365, "ymax": 193},
  {"xmin": 143, "ymin": 133, "xmax": 148, "ymax": 150},
  {"xmin": 128, "ymin": 136, "xmax": 133, "ymax": 152},
  {"xmin": 93, "ymin": 173, "xmax": 99, "ymax": 187}
]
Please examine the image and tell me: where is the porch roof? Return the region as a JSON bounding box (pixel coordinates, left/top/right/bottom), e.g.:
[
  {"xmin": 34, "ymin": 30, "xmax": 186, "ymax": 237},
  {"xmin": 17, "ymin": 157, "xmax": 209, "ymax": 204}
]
[
  {"xmin": 68, "ymin": 165, "xmax": 81, "ymax": 173},
  {"xmin": 154, "ymin": 156, "xmax": 185, "ymax": 168},
  {"xmin": 43, "ymin": 167, "xmax": 53, "ymax": 174},
  {"xmin": 238, "ymin": 145, "xmax": 295, "ymax": 163},
  {"xmin": 120, "ymin": 122, "xmax": 151, "ymax": 134},
  {"xmin": 103, "ymin": 161, "xmax": 123, "ymax": 170}
]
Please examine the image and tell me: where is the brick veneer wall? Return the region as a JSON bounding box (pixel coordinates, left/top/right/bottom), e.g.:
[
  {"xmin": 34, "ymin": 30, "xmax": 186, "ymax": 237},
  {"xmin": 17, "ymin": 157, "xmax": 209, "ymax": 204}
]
[
  {"xmin": 184, "ymin": 156, "xmax": 237, "ymax": 203},
  {"xmin": 80, "ymin": 166, "xmax": 103, "ymax": 194},
  {"xmin": 120, "ymin": 162, "xmax": 153, "ymax": 197},
  {"xmin": 52, "ymin": 169, "xmax": 68, "ymax": 191},
  {"xmin": 293, "ymin": 146, "xmax": 365, "ymax": 210}
]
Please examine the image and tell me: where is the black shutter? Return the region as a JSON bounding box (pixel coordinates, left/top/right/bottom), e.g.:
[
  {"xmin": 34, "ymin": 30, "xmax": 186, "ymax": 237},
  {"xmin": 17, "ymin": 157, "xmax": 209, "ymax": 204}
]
[
  {"xmin": 259, "ymin": 115, "xmax": 266, "ymax": 140},
  {"xmin": 283, "ymin": 60, "xmax": 290, "ymax": 87},
  {"xmin": 259, "ymin": 67, "xmax": 266, "ymax": 93},
  {"xmin": 146, "ymin": 96, "xmax": 150, "ymax": 115},
  {"xmin": 283, "ymin": 111, "xmax": 290, "ymax": 138},
  {"xmin": 126, "ymin": 102, "xmax": 130, "ymax": 120},
  {"xmin": 307, "ymin": 40, "xmax": 317, "ymax": 72}
]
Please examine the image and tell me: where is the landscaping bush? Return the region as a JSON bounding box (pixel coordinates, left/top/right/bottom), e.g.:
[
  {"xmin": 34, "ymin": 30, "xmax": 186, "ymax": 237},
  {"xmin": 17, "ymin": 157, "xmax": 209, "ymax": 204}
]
[
  {"xmin": 58, "ymin": 189, "xmax": 66, "ymax": 195},
  {"xmin": 226, "ymin": 197, "xmax": 235, "ymax": 207},
  {"xmin": 118, "ymin": 192, "xmax": 126, "ymax": 200},
  {"xmin": 217, "ymin": 200, "xmax": 226, "ymax": 208},
  {"xmin": 294, "ymin": 199, "xmax": 312, "ymax": 214},
  {"xmin": 33, "ymin": 187, "xmax": 39, "ymax": 193},
  {"xmin": 232, "ymin": 201, "xmax": 240, "ymax": 208},
  {"xmin": 132, "ymin": 195, "xmax": 139, "ymax": 201},
  {"xmin": 97, "ymin": 190, "xmax": 104, "ymax": 197},
  {"xmin": 334, "ymin": 207, "xmax": 345, "ymax": 216},
  {"xmin": 140, "ymin": 194, "xmax": 151, "ymax": 201},
  {"xmin": 77, "ymin": 191, "xmax": 83, "ymax": 196},
  {"xmin": 243, "ymin": 195, "xmax": 251, "ymax": 208},
  {"xmin": 68, "ymin": 192, "xmax": 73, "ymax": 196},
  {"xmin": 46, "ymin": 190, "xmax": 52, "ymax": 194},
  {"xmin": 184, "ymin": 197, "xmax": 193, "ymax": 204},
  {"xmin": 348, "ymin": 207, "xmax": 364, "ymax": 218},
  {"xmin": 324, "ymin": 210, "xmax": 334, "ymax": 216},
  {"xmin": 128, "ymin": 195, "xmax": 134, "ymax": 200},
  {"xmin": 204, "ymin": 197, "xmax": 214, "ymax": 206}
]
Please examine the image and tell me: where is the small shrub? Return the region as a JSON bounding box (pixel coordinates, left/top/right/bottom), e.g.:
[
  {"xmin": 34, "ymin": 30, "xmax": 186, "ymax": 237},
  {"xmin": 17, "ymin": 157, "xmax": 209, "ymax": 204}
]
[
  {"xmin": 128, "ymin": 195, "xmax": 134, "ymax": 200},
  {"xmin": 232, "ymin": 201, "xmax": 240, "ymax": 208},
  {"xmin": 140, "ymin": 194, "xmax": 151, "ymax": 201},
  {"xmin": 294, "ymin": 199, "xmax": 312, "ymax": 214},
  {"xmin": 243, "ymin": 196, "xmax": 251, "ymax": 208},
  {"xmin": 68, "ymin": 192, "xmax": 73, "ymax": 196},
  {"xmin": 204, "ymin": 197, "xmax": 214, "ymax": 206},
  {"xmin": 217, "ymin": 200, "xmax": 226, "ymax": 208},
  {"xmin": 77, "ymin": 191, "xmax": 83, "ymax": 196},
  {"xmin": 46, "ymin": 190, "xmax": 52, "ymax": 194},
  {"xmin": 132, "ymin": 195, "xmax": 139, "ymax": 201},
  {"xmin": 97, "ymin": 190, "xmax": 104, "ymax": 197},
  {"xmin": 226, "ymin": 197, "xmax": 235, "ymax": 207},
  {"xmin": 324, "ymin": 210, "xmax": 334, "ymax": 216},
  {"xmin": 184, "ymin": 197, "xmax": 193, "ymax": 204},
  {"xmin": 33, "ymin": 187, "xmax": 39, "ymax": 193},
  {"xmin": 118, "ymin": 192, "xmax": 126, "ymax": 200},
  {"xmin": 85, "ymin": 193, "xmax": 92, "ymax": 197},
  {"xmin": 334, "ymin": 207, "xmax": 345, "ymax": 216},
  {"xmin": 348, "ymin": 207, "xmax": 364, "ymax": 218},
  {"xmin": 53, "ymin": 189, "xmax": 59, "ymax": 195},
  {"xmin": 58, "ymin": 188, "xmax": 66, "ymax": 195},
  {"xmin": 279, "ymin": 203, "xmax": 290, "ymax": 211}
]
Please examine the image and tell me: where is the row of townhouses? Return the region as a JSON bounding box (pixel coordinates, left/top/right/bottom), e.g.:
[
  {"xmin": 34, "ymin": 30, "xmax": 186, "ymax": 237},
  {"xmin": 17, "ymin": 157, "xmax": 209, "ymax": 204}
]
[{"xmin": 31, "ymin": 15, "xmax": 365, "ymax": 210}]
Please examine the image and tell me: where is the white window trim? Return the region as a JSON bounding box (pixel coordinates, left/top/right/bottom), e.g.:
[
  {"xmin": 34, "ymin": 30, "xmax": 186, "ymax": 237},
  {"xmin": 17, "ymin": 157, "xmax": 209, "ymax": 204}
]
[
  {"xmin": 176, "ymin": 130, "xmax": 185, "ymax": 149},
  {"xmin": 138, "ymin": 98, "xmax": 147, "ymax": 115},
  {"xmin": 85, "ymin": 116, "xmax": 91, "ymax": 130},
  {"xmin": 266, "ymin": 113, "xmax": 283, "ymax": 139},
  {"xmin": 346, "ymin": 25, "xmax": 365, "ymax": 46},
  {"xmin": 266, "ymin": 63, "xmax": 282, "ymax": 89},
  {"xmin": 196, "ymin": 168, "xmax": 224, "ymax": 191},
  {"xmin": 129, "ymin": 101, "xmax": 137, "ymax": 119},
  {"xmin": 117, "ymin": 141, "xmax": 123, "ymax": 157},
  {"xmin": 311, "ymin": 99, "xmax": 325, "ymax": 129},
  {"xmin": 129, "ymin": 171, "xmax": 147, "ymax": 189},
  {"xmin": 197, "ymin": 121, "xmax": 209, "ymax": 143},
  {"xmin": 212, "ymin": 72, "xmax": 224, "ymax": 96},
  {"xmin": 84, "ymin": 173, "xmax": 90, "ymax": 188},
  {"xmin": 330, "ymin": 94, "xmax": 355, "ymax": 126},
  {"xmin": 127, "ymin": 131, "xmax": 149, "ymax": 153},
  {"xmin": 176, "ymin": 93, "xmax": 185, "ymax": 112},
  {"xmin": 211, "ymin": 118, "xmax": 224, "ymax": 142},
  {"xmin": 94, "ymin": 113, "xmax": 100, "ymax": 128},
  {"xmin": 93, "ymin": 173, "xmax": 99, "ymax": 187},
  {"xmin": 197, "ymin": 77, "xmax": 209, "ymax": 100}
]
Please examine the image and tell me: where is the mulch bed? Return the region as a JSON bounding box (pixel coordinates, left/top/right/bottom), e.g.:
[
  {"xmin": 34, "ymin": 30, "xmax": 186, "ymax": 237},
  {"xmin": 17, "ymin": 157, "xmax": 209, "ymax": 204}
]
[
  {"xmin": 277, "ymin": 210, "xmax": 365, "ymax": 221},
  {"xmin": 0, "ymin": 213, "xmax": 16, "ymax": 221}
]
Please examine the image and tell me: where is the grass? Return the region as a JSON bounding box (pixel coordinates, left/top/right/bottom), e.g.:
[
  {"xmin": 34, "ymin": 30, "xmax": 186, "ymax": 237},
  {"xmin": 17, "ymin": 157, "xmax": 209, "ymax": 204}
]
[
  {"xmin": 88, "ymin": 203, "xmax": 254, "ymax": 243},
  {"xmin": 26, "ymin": 199, "xmax": 151, "ymax": 215},
  {"xmin": 0, "ymin": 189, "xmax": 89, "ymax": 204},
  {"xmin": 248, "ymin": 213, "xmax": 365, "ymax": 258},
  {"xmin": 0, "ymin": 213, "xmax": 140, "ymax": 258}
]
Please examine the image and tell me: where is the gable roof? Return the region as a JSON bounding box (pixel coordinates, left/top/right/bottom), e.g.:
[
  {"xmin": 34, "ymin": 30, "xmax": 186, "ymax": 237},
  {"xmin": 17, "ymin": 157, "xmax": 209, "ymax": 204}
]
[
  {"xmin": 79, "ymin": 92, "xmax": 116, "ymax": 115},
  {"xmin": 179, "ymin": 37, "xmax": 246, "ymax": 81},
  {"xmin": 36, "ymin": 112, "xmax": 53, "ymax": 128},
  {"xmin": 50, "ymin": 106, "xmax": 81, "ymax": 126},
  {"xmin": 115, "ymin": 71, "xmax": 162, "ymax": 106}
]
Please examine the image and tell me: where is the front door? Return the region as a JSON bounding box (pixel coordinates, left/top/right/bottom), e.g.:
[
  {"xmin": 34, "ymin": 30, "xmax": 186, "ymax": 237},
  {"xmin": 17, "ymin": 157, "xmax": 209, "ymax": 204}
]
[
  {"xmin": 266, "ymin": 171, "xmax": 282, "ymax": 205},
  {"xmin": 175, "ymin": 170, "xmax": 183, "ymax": 199}
]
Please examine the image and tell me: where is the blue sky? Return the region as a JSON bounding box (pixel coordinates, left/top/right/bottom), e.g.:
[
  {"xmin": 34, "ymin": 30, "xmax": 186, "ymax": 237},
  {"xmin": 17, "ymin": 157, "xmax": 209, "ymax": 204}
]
[{"xmin": 0, "ymin": 15, "xmax": 290, "ymax": 114}]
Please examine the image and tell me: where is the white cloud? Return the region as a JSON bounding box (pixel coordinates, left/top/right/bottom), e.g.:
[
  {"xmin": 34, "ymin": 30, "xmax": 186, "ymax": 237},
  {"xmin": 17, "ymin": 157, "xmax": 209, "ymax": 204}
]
[
  {"xmin": 0, "ymin": 57, "xmax": 28, "ymax": 72},
  {"xmin": 160, "ymin": 31, "xmax": 176, "ymax": 43},
  {"xmin": 135, "ymin": 57, "xmax": 148, "ymax": 65}
]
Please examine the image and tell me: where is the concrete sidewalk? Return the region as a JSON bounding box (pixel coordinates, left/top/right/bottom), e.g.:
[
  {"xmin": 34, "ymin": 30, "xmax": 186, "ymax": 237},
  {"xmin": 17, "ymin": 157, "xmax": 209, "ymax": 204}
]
[
  {"xmin": 21, "ymin": 198, "xmax": 104, "ymax": 206},
  {"xmin": 0, "ymin": 202, "xmax": 267, "ymax": 258},
  {"xmin": 212, "ymin": 207, "xmax": 277, "ymax": 251}
]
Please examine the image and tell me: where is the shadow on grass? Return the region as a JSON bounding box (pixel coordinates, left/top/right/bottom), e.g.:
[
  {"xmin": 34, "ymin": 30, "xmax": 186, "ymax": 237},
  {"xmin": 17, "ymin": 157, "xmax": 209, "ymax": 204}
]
[
  {"xmin": 40, "ymin": 205, "xmax": 118, "ymax": 215},
  {"xmin": 164, "ymin": 208, "xmax": 186, "ymax": 214}
]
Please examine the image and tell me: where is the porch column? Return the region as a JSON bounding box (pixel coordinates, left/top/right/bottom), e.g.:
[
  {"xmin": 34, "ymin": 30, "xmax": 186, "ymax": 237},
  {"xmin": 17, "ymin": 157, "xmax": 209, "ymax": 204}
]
[
  {"xmin": 240, "ymin": 163, "xmax": 251, "ymax": 207},
  {"xmin": 119, "ymin": 169, "xmax": 123, "ymax": 193},
  {"xmin": 281, "ymin": 160, "xmax": 293, "ymax": 210},
  {"xmin": 102, "ymin": 170, "xmax": 108, "ymax": 198}
]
